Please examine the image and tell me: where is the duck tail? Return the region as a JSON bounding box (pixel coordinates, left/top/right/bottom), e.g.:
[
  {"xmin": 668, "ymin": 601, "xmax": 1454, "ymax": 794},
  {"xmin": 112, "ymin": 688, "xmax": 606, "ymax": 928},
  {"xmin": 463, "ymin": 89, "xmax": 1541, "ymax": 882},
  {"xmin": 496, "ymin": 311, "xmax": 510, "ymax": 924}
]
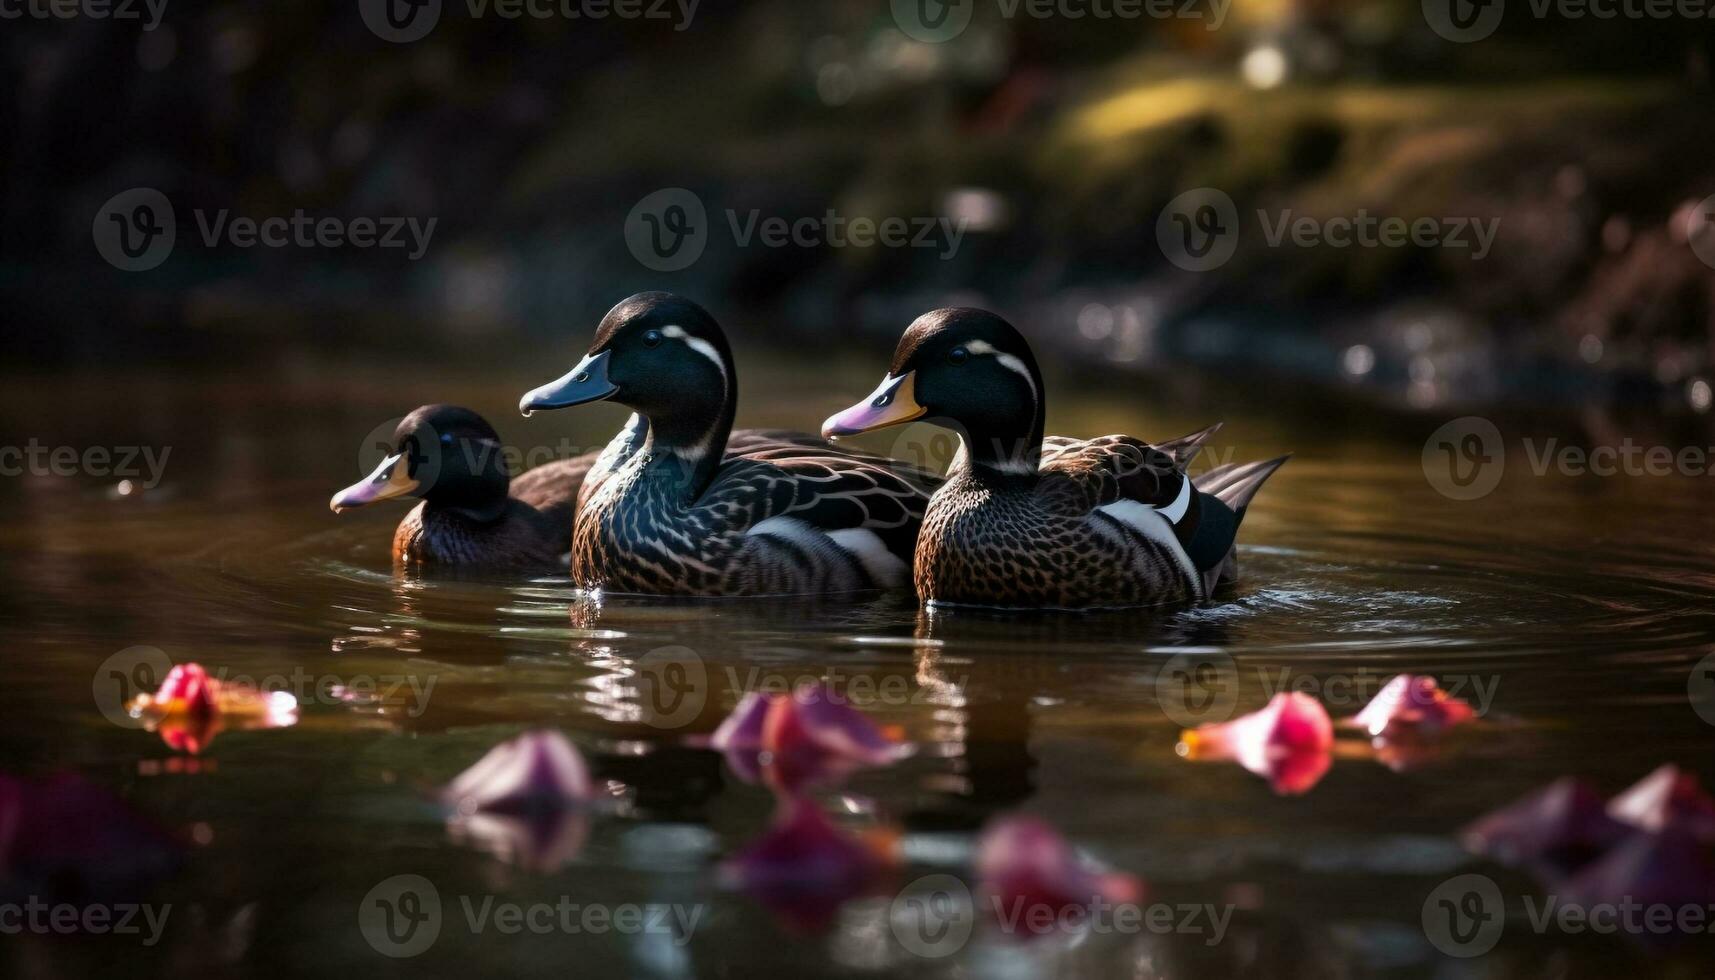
[
  {"xmin": 1155, "ymin": 422, "xmax": 1224, "ymax": 469},
  {"xmin": 1195, "ymin": 455, "xmax": 1289, "ymax": 521}
]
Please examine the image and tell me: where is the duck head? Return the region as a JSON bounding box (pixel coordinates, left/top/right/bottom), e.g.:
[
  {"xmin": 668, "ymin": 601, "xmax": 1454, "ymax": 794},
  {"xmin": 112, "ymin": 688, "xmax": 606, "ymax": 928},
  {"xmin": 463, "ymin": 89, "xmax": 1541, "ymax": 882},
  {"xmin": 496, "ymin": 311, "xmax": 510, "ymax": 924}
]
[
  {"xmin": 519, "ymin": 292, "xmax": 736, "ymax": 468},
  {"xmin": 823, "ymin": 308, "xmax": 1046, "ymax": 473},
  {"xmin": 330, "ymin": 405, "xmax": 511, "ymax": 521}
]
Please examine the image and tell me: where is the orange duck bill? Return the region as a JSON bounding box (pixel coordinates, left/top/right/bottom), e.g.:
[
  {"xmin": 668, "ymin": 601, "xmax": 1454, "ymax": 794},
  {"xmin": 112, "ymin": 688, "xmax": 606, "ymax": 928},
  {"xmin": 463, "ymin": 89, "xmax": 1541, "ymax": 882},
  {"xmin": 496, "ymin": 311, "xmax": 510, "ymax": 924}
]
[{"xmin": 821, "ymin": 372, "xmax": 926, "ymax": 438}]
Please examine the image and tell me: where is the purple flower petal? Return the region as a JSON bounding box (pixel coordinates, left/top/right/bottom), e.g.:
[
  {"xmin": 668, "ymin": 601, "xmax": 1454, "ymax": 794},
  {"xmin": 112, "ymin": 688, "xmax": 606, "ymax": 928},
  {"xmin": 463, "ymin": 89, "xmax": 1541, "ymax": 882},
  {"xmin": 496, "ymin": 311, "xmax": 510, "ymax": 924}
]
[
  {"xmin": 1607, "ymin": 764, "xmax": 1715, "ymax": 841},
  {"xmin": 442, "ymin": 730, "xmax": 592, "ymax": 814},
  {"xmin": 976, "ymin": 815, "xmax": 1142, "ymax": 936},
  {"xmin": 1462, "ymin": 777, "xmax": 1631, "ymax": 874},
  {"xmin": 1350, "ymin": 675, "xmax": 1475, "ymax": 738}
]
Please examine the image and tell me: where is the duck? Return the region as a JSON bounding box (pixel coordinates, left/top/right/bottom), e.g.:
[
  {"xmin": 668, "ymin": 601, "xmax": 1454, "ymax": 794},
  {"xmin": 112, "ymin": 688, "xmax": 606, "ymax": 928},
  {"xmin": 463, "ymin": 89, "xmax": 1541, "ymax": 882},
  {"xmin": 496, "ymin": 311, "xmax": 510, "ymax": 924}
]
[
  {"xmin": 330, "ymin": 405, "xmax": 598, "ymax": 569},
  {"xmin": 516, "ymin": 292, "xmax": 939, "ymax": 596},
  {"xmin": 822, "ymin": 308, "xmax": 1287, "ymax": 609}
]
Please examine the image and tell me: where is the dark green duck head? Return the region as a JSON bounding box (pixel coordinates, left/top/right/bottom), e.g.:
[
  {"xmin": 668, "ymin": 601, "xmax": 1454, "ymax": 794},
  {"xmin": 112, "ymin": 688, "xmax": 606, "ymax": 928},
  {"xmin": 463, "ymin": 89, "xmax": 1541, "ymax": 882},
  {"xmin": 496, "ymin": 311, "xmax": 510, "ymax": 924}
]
[
  {"xmin": 330, "ymin": 405, "xmax": 511, "ymax": 522},
  {"xmin": 518, "ymin": 292, "xmax": 736, "ymax": 488},
  {"xmin": 824, "ymin": 308, "xmax": 1046, "ymax": 474}
]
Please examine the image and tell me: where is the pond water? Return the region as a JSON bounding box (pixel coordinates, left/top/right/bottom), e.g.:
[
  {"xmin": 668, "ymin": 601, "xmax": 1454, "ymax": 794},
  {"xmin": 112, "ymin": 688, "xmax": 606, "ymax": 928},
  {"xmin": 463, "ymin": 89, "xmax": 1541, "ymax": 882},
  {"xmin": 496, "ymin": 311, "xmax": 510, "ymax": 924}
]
[{"xmin": 2, "ymin": 358, "xmax": 1712, "ymax": 977}]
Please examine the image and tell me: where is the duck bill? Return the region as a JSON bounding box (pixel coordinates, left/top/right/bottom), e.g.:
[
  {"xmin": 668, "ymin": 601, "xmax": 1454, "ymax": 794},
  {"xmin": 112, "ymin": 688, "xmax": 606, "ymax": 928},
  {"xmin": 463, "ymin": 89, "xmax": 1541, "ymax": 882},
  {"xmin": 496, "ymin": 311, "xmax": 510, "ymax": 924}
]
[
  {"xmin": 821, "ymin": 373, "xmax": 926, "ymax": 439},
  {"xmin": 519, "ymin": 350, "xmax": 617, "ymax": 415},
  {"xmin": 329, "ymin": 453, "xmax": 418, "ymax": 513}
]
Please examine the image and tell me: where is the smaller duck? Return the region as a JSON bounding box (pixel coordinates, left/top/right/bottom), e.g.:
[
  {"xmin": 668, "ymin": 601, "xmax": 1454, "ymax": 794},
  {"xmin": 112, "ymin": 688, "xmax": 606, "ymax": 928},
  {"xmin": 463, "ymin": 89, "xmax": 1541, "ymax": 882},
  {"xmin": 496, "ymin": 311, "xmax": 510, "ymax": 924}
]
[
  {"xmin": 330, "ymin": 405, "xmax": 597, "ymax": 569},
  {"xmin": 823, "ymin": 308, "xmax": 1287, "ymax": 609}
]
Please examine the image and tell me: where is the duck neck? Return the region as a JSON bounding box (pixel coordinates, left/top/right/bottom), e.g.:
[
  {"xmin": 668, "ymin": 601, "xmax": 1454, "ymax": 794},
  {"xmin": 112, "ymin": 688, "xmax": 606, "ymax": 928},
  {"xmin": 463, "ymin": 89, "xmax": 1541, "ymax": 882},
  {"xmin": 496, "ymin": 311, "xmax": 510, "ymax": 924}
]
[
  {"xmin": 636, "ymin": 386, "xmax": 735, "ymax": 502},
  {"xmin": 957, "ymin": 400, "xmax": 1044, "ymax": 484}
]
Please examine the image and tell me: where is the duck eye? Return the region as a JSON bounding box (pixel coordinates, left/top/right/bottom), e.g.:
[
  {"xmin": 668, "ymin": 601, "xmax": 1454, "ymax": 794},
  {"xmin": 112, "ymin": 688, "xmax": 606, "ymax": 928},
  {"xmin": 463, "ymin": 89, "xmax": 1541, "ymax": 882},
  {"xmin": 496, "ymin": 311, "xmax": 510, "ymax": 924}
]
[
  {"xmin": 642, "ymin": 329, "xmax": 663, "ymax": 349},
  {"xmin": 948, "ymin": 347, "xmax": 969, "ymax": 364}
]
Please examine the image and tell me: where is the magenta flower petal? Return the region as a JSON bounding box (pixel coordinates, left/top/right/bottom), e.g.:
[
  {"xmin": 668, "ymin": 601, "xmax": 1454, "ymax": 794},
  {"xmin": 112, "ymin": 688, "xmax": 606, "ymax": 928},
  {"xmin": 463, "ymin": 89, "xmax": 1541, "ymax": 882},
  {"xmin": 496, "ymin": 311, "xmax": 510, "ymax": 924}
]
[
  {"xmin": 1560, "ymin": 825, "xmax": 1715, "ymax": 933},
  {"xmin": 1181, "ymin": 692, "xmax": 1334, "ymax": 795},
  {"xmin": 976, "ymin": 815, "xmax": 1143, "ymax": 937},
  {"xmin": 153, "ymin": 663, "xmax": 218, "ymax": 718},
  {"xmin": 1350, "ymin": 675, "xmax": 1475, "ymax": 738},
  {"xmin": 1607, "ymin": 764, "xmax": 1715, "ymax": 840},
  {"xmin": 1461, "ymin": 777, "xmax": 1631, "ymax": 873},
  {"xmin": 442, "ymin": 730, "xmax": 592, "ymax": 814},
  {"xmin": 772, "ymin": 683, "xmax": 913, "ymax": 767},
  {"xmin": 708, "ymin": 691, "xmax": 772, "ymax": 752},
  {"xmin": 721, "ymin": 796, "xmax": 897, "ymax": 933}
]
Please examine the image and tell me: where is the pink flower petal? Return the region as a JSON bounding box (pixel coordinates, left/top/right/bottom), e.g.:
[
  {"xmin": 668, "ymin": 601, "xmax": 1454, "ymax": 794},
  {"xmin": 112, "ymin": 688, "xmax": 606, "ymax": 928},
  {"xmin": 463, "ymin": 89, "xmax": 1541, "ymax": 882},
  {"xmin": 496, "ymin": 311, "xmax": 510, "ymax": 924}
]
[
  {"xmin": 1560, "ymin": 825, "xmax": 1715, "ymax": 934},
  {"xmin": 976, "ymin": 815, "xmax": 1142, "ymax": 937},
  {"xmin": 153, "ymin": 663, "xmax": 217, "ymax": 718},
  {"xmin": 1461, "ymin": 777, "xmax": 1631, "ymax": 873},
  {"xmin": 1607, "ymin": 764, "xmax": 1715, "ymax": 840},
  {"xmin": 1350, "ymin": 675, "xmax": 1475, "ymax": 738},
  {"xmin": 442, "ymin": 730, "xmax": 592, "ymax": 814},
  {"xmin": 1181, "ymin": 692, "xmax": 1334, "ymax": 795},
  {"xmin": 721, "ymin": 796, "xmax": 897, "ymax": 933},
  {"xmin": 708, "ymin": 691, "xmax": 771, "ymax": 751},
  {"xmin": 771, "ymin": 683, "xmax": 913, "ymax": 767}
]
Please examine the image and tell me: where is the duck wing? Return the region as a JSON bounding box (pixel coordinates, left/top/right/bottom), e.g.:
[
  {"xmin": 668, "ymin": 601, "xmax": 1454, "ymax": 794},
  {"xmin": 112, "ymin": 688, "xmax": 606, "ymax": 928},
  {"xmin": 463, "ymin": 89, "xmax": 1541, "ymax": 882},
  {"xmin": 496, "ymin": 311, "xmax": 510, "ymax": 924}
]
[{"xmin": 698, "ymin": 445, "xmax": 936, "ymax": 589}]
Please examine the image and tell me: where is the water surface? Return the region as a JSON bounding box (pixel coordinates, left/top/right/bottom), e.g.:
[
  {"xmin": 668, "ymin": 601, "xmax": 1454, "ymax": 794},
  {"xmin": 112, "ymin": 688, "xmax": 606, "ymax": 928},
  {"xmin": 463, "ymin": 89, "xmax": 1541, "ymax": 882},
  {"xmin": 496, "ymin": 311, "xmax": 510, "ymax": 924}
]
[{"xmin": 2, "ymin": 360, "xmax": 1712, "ymax": 977}]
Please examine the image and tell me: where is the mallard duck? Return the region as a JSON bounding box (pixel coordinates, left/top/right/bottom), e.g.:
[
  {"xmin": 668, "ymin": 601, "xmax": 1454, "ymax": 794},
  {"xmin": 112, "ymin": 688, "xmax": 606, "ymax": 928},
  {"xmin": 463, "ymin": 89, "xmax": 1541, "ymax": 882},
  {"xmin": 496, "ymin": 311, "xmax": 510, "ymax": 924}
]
[
  {"xmin": 517, "ymin": 292, "xmax": 938, "ymax": 596},
  {"xmin": 330, "ymin": 405, "xmax": 598, "ymax": 569},
  {"xmin": 822, "ymin": 308, "xmax": 1287, "ymax": 608}
]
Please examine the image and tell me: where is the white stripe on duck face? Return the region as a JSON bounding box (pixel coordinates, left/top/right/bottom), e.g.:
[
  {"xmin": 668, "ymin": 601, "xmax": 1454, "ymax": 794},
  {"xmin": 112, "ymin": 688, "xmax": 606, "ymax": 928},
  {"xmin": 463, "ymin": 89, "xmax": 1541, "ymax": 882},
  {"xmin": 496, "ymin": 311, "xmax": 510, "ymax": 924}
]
[
  {"xmin": 1093, "ymin": 498, "xmax": 1203, "ymax": 601},
  {"xmin": 1156, "ymin": 474, "xmax": 1192, "ymax": 524},
  {"xmin": 962, "ymin": 340, "xmax": 1037, "ymax": 402},
  {"xmin": 660, "ymin": 325, "xmax": 728, "ymax": 384}
]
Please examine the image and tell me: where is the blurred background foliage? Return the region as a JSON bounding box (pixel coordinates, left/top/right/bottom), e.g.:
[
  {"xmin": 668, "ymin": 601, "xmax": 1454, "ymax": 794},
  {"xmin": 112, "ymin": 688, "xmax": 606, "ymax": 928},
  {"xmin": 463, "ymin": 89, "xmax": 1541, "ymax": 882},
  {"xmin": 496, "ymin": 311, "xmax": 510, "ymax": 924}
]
[{"xmin": 3, "ymin": 0, "xmax": 1713, "ymax": 417}]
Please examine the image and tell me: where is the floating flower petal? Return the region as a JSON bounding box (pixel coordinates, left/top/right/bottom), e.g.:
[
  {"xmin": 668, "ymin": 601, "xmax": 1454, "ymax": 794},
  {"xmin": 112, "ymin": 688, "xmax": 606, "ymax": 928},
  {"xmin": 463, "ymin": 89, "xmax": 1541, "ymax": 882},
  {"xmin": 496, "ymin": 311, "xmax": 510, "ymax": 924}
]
[
  {"xmin": 720, "ymin": 796, "xmax": 898, "ymax": 933},
  {"xmin": 1461, "ymin": 777, "xmax": 1631, "ymax": 874},
  {"xmin": 442, "ymin": 730, "xmax": 592, "ymax": 814},
  {"xmin": 1607, "ymin": 764, "xmax": 1715, "ymax": 841},
  {"xmin": 976, "ymin": 815, "xmax": 1142, "ymax": 939},
  {"xmin": 1180, "ymin": 692, "xmax": 1334, "ymax": 795},
  {"xmin": 1560, "ymin": 824, "xmax": 1715, "ymax": 942},
  {"xmin": 1349, "ymin": 675, "xmax": 1475, "ymax": 738},
  {"xmin": 126, "ymin": 662, "xmax": 299, "ymax": 754}
]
